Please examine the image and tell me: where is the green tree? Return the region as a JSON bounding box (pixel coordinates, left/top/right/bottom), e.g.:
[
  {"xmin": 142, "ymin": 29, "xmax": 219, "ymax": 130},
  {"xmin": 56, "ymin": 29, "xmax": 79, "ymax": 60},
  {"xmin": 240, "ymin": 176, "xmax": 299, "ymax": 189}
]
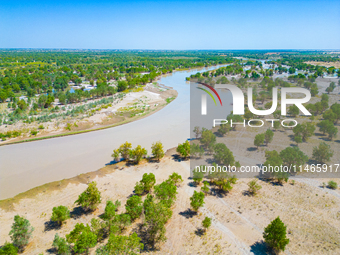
[
  {"xmin": 264, "ymin": 129, "xmax": 274, "ymax": 146},
  {"xmin": 193, "ymin": 170, "xmax": 204, "ymax": 185},
  {"xmin": 254, "ymin": 133, "xmax": 265, "ymax": 149},
  {"xmin": 66, "ymin": 223, "xmax": 97, "ymax": 254},
  {"xmin": 193, "ymin": 126, "xmax": 201, "ymax": 139},
  {"xmin": 102, "ymin": 200, "xmax": 117, "ymax": 221},
  {"xmin": 279, "ymin": 146, "xmax": 308, "ymax": 167},
  {"xmin": 190, "ymin": 191, "xmax": 205, "ymax": 212},
  {"xmin": 218, "ymin": 123, "xmax": 230, "ymax": 136},
  {"xmin": 95, "ymin": 232, "xmax": 143, "ymax": 255},
  {"xmin": 125, "ymin": 195, "xmax": 143, "ymax": 221},
  {"xmin": 248, "ymin": 179, "xmax": 262, "ymax": 196},
  {"xmin": 312, "ymin": 142, "xmax": 333, "ymax": 163},
  {"xmin": 143, "ymin": 200, "xmax": 172, "ymax": 249},
  {"xmin": 9, "ymin": 215, "xmax": 34, "ymax": 252},
  {"xmin": 75, "ymin": 181, "xmax": 101, "ymax": 212},
  {"xmin": 200, "ymin": 128, "xmax": 216, "ymax": 149},
  {"xmin": 176, "ymin": 140, "xmax": 190, "ymax": 159},
  {"xmin": 141, "ymin": 173, "xmax": 156, "ymax": 193},
  {"xmin": 154, "ymin": 180, "xmax": 177, "ymax": 208},
  {"xmin": 0, "ymin": 242, "xmax": 18, "ymax": 255},
  {"xmin": 213, "ymin": 143, "xmax": 235, "ymax": 165},
  {"xmin": 288, "ymin": 105, "xmax": 299, "ymax": 117},
  {"xmin": 51, "ymin": 205, "xmax": 70, "ymax": 226},
  {"xmin": 263, "ymin": 217, "xmax": 290, "ymax": 253},
  {"xmin": 119, "ymin": 141, "xmax": 132, "ymax": 160},
  {"xmin": 130, "ymin": 145, "xmax": 147, "ymax": 164},
  {"xmin": 113, "ymin": 214, "xmax": 131, "ymax": 232},
  {"xmin": 168, "ymin": 172, "xmax": 183, "ymax": 186},
  {"xmin": 151, "ymin": 141, "xmax": 165, "ymax": 161},
  {"xmin": 111, "ymin": 149, "xmax": 120, "ymax": 162},
  {"xmin": 52, "ymin": 233, "xmax": 71, "ymax": 255},
  {"xmin": 202, "ymin": 217, "xmax": 212, "ymax": 233},
  {"xmin": 293, "ymin": 123, "xmax": 315, "ymax": 142},
  {"xmin": 201, "ymin": 181, "xmax": 210, "ymax": 195}
]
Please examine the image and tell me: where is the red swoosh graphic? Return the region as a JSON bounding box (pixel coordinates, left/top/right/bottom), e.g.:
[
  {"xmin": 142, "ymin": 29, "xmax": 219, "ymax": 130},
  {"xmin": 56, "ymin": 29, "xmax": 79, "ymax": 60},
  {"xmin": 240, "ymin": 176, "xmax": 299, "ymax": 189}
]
[{"xmin": 198, "ymin": 82, "xmax": 223, "ymax": 106}]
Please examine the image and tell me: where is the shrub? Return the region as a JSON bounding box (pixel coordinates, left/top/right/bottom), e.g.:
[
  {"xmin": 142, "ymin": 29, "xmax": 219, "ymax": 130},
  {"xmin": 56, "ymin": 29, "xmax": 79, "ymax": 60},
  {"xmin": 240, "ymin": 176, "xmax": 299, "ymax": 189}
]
[
  {"xmin": 312, "ymin": 142, "xmax": 333, "ymax": 163},
  {"xmin": 141, "ymin": 173, "xmax": 156, "ymax": 193},
  {"xmin": 202, "ymin": 217, "xmax": 212, "ymax": 232},
  {"xmin": 328, "ymin": 181, "xmax": 338, "ymax": 190},
  {"xmin": 52, "ymin": 233, "xmax": 71, "ymax": 255},
  {"xmin": 9, "ymin": 215, "xmax": 34, "ymax": 252},
  {"xmin": 119, "ymin": 141, "xmax": 132, "ymax": 160},
  {"xmin": 66, "ymin": 223, "xmax": 97, "ymax": 254},
  {"xmin": 96, "ymin": 232, "xmax": 143, "ymax": 254},
  {"xmin": 263, "ymin": 217, "xmax": 289, "ymax": 253},
  {"xmin": 125, "ymin": 195, "xmax": 143, "ymax": 221},
  {"xmin": 176, "ymin": 140, "xmax": 190, "ymax": 159},
  {"xmin": 154, "ymin": 180, "xmax": 177, "ymax": 208},
  {"xmin": 248, "ymin": 179, "xmax": 262, "ymax": 196},
  {"xmin": 51, "ymin": 205, "xmax": 70, "ymax": 226},
  {"xmin": 190, "ymin": 191, "xmax": 205, "ymax": 212},
  {"xmin": 168, "ymin": 172, "xmax": 183, "ymax": 186},
  {"xmin": 0, "ymin": 242, "xmax": 18, "ymax": 255},
  {"xmin": 151, "ymin": 141, "xmax": 165, "ymax": 161},
  {"xmin": 193, "ymin": 170, "xmax": 204, "ymax": 185},
  {"xmin": 130, "ymin": 145, "xmax": 147, "ymax": 164},
  {"xmin": 75, "ymin": 182, "xmax": 101, "ymax": 212}
]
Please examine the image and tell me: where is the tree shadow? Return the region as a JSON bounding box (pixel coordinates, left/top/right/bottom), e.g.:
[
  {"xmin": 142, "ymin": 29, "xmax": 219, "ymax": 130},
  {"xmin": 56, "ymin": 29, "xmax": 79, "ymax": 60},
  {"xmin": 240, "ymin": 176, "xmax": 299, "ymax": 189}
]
[
  {"xmin": 44, "ymin": 220, "xmax": 61, "ymax": 232},
  {"xmin": 131, "ymin": 223, "xmax": 159, "ymax": 252},
  {"xmin": 179, "ymin": 209, "xmax": 197, "ymax": 219},
  {"xmin": 194, "ymin": 227, "xmax": 205, "ymax": 237},
  {"xmin": 250, "ymin": 240, "xmax": 269, "ymax": 255},
  {"xmin": 46, "ymin": 247, "xmax": 57, "ymax": 254},
  {"xmin": 242, "ymin": 190, "xmax": 252, "ymax": 196},
  {"xmin": 70, "ymin": 206, "xmax": 90, "ymax": 219},
  {"xmin": 187, "ymin": 181, "xmax": 197, "ymax": 187},
  {"xmin": 105, "ymin": 158, "xmax": 122, "ymax": 166},
  {"xmin": 247, "ymin": 147, "xmax": 257, "ymax": 152},
  {"xmin": 171, "ymin": 154, "xmax": 182, "ymax": 162}
]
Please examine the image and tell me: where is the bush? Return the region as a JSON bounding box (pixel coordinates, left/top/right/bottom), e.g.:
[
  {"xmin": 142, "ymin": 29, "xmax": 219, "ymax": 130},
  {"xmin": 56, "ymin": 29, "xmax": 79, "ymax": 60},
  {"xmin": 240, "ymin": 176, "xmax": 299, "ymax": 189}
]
[
  {"xmin": 312, "ymin": 142, "xmax": 333, "ymax": 163},
  {"xmin": 154, "ymin": 180, "xmax": 178, "ymax": 208},
  {"xmin": 51, "ymin": 205, "xmax": 70, "ymax": 226},
  {"xmin": 52, "ymin": 233, "xmax": 71, "ymax": 255},
  {"xmin": 130, "ymin": 145, "xmax": 147, "ymax": 164},
  {"xmin": 151, "ymin": 141, "xmax": 165, "ymax": 161},
  {"xmin": 190, "ymin": 191, "xmax": 205, "ymax": 212},
  {"xmin": 176, "ymin": 140, "xmax": 190, "ymax": 159},
  {"xmin": 66, "ymin": 223, "xmax": 97, "ymax": 254},
  {"xmin": 168, "ymin": 172, "xmax": 183, "ymax": 186},
  {"xmin": 0, "ymin": 242, "xmax": 18, "ymax": 255},
  {"xmin": 75, "ymin": 182, "xmax": 101, "ymax": 212},
  {"xmin": 193, "ymin": 170, "xmax": 204, "ymax": 185},
  {"xmin": 248, "ymin": 179, "xmax": 262, "ymax": 196},
  {"xmin": 125, "ymin": 195, "xmax": 143, "ymax": 221},
  {"xmin": 9, "ymin": 215, "xmax": 34, "ymax": 252},
  {"xmin": 96, "ymin": 232, "xmax": 143, "ymax": 254},
  {"xmin": 119, "ymin": 141, "xmax": 132, "ymax": 160},
  {"xmin": 328, "ymin": 181, "xmax": 338, "ymax": 190},
  {"xmin": 202, "ymin": 217, "xmax": 211, "ymax": 232},
  {"xmin": 263, "ymin": 217, "xmax": 289, "ymax": 253}
]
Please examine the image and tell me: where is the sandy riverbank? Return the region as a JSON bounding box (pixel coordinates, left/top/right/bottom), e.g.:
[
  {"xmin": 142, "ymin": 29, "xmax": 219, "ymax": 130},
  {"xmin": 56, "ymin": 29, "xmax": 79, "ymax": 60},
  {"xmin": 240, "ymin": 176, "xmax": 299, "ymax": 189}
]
[{"xmin": 0, "ymin": 147, "xmax": 339, "ymax": 254}]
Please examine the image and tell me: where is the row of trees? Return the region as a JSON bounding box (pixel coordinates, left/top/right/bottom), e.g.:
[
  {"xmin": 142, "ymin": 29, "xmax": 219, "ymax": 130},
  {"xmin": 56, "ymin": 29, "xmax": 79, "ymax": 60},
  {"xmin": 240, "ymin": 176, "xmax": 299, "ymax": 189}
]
[{"xmin": 112, "ymin": 141, "xmax": 165, "ymax": 164}]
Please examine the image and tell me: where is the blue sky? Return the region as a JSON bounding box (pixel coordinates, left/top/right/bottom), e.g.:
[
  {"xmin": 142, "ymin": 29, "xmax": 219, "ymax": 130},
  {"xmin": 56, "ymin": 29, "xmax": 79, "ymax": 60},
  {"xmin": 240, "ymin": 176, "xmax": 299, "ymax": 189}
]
[{"xmin": 0, "ymin": 0, "xmax": 339, "ymax": 49}]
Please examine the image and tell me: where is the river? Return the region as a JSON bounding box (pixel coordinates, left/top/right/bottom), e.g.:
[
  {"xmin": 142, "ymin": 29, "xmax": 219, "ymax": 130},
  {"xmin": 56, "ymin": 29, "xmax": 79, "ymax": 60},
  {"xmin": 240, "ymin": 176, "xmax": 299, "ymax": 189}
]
[{"xmin": 0, "ymin": 65, "xmax": 227, "ymax": 200}]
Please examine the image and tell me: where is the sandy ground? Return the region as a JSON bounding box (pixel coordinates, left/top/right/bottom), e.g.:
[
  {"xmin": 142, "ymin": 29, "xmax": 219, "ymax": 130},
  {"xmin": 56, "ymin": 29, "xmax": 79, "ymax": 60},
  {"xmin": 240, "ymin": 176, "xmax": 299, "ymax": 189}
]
[{"xmin": 0, "ymin": 148, "xmax": 339, "ymax": 254}]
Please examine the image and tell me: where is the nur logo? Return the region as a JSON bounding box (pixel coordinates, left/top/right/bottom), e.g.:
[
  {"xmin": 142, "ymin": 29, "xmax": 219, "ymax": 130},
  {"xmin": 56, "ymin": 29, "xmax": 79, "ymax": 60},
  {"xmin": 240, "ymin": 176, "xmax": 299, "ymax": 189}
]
[{"xmin": 197, "ymin": 83, "xmax": 312, "ymax": 116}]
